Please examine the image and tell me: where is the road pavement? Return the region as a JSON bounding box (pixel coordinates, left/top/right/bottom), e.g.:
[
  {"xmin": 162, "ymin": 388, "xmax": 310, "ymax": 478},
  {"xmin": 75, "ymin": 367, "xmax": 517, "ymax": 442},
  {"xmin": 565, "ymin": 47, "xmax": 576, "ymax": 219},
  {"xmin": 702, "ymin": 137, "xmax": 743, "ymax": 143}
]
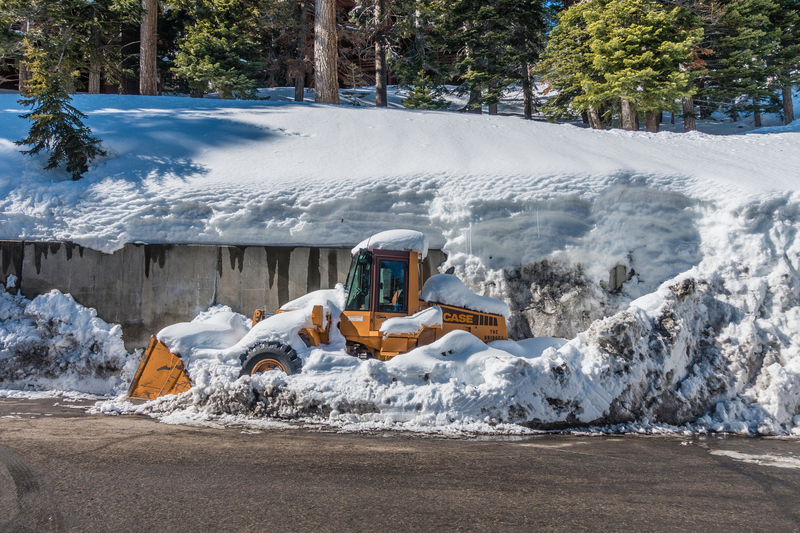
[{"xmin": 1, "ymin": 397, "xmax": 799, "ymax": 532}]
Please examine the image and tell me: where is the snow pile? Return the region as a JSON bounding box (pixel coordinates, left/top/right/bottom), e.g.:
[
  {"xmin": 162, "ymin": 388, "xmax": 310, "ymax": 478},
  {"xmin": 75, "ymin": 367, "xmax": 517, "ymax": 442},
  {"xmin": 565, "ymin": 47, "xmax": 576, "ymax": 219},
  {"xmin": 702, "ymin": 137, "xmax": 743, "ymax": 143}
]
[
  {"xmin": 351, "ymin": 229, "xmax": 429, "ymax": 258},
  {"xmin": 0, "ymin": 286, "xmax": 133, "ymax": 394},
  {"xmin": 93, "ymin": 198, "xmax": 800, "ymax": 436},
  {"xmin": 159, "ymin": 307, "xmax": 251, "ymax": 357},
  {"xmin": 279, "ymin": 285, "xmax": 346, "ymax": 315},
  {"xmin": 380, "ymin": 306, "xmax": 443, "ymax": 335},
  {"xmin": 423, "ymin": 274, "xmax": 511, "ymax": 318}
]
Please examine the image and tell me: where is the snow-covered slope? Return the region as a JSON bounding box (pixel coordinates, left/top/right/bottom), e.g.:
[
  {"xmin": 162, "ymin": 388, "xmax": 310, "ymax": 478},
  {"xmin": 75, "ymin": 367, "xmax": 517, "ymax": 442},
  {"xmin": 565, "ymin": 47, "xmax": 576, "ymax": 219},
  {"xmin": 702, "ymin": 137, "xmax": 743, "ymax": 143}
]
[
  {"xmin": 2, "ymin": 91, "xmax": 800, "ymax": 435},
  {"xmin": 1, "ymin": 93, "xmax": 798, "ymax": 257}
]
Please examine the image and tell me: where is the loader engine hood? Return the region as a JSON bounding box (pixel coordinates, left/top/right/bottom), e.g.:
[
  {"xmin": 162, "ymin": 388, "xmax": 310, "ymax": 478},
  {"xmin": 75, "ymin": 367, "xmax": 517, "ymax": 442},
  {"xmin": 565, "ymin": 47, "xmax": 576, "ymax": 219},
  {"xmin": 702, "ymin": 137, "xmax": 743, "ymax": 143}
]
[{"xmin": 422, "ymin": 274, "xmax": 510, "ymax": 318}]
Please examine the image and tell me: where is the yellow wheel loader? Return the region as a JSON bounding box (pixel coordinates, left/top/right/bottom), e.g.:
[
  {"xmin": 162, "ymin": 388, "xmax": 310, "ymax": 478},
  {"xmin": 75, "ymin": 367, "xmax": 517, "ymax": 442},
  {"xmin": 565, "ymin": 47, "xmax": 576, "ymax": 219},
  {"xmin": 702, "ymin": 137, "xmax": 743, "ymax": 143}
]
[{"xmin": 128, "ymin": 231, "xmax": 508, "ymax": 399}]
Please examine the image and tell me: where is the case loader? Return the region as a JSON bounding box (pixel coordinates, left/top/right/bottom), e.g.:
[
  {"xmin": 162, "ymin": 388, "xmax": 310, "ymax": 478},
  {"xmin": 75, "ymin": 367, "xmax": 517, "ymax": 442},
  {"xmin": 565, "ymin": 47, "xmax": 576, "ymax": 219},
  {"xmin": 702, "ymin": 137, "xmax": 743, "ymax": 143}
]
[{"xmin": 128, "ymin": 231, "xmax": 508, "ymax": 399}]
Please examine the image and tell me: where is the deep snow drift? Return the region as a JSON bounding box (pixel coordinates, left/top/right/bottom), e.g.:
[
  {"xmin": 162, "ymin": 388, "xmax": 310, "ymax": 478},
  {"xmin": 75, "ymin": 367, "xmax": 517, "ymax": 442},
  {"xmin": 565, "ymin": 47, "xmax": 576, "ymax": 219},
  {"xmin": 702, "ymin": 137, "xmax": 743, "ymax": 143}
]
[{"xmin": 2, "ymin": 90, "xmax": 800, "ymax": 435}]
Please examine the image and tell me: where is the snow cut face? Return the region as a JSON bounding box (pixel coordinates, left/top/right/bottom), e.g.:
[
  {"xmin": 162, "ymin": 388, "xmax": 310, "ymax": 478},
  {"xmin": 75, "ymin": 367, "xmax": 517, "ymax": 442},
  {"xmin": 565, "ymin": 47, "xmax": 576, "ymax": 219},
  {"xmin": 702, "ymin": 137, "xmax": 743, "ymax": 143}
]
[
  {"xmin": 422, "ymin": 274, "xmax": 511, "ymax": 318},
  {"xmin": 351, "ymin": 229, "xmax": 429, "ymax": 258}
]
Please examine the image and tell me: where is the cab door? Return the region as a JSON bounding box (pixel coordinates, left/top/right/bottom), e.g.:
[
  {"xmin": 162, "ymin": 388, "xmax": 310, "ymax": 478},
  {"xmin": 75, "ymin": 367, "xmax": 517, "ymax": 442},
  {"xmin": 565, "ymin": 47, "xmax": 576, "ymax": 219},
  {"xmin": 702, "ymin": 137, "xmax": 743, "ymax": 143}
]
[{"xmin": 370, "ymin": 251, "xmax": 410, "ymax": 333}]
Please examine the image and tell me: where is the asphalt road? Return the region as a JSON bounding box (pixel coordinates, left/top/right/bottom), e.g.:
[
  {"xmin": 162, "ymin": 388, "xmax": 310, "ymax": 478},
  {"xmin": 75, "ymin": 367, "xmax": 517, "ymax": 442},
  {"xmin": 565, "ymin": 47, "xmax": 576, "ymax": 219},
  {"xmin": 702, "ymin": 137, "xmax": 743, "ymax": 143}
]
[{"xmin": 1, "ymin": 398, "xmax": 799, "ymax": 532}]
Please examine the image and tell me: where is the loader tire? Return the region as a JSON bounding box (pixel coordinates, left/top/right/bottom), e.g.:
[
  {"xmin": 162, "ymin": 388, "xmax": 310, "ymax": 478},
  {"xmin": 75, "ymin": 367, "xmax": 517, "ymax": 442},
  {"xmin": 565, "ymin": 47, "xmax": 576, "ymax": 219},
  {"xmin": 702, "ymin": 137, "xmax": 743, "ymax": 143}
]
[{"xmin": 239, "ymin": 342, "xmax": 301, "ymax": 376}]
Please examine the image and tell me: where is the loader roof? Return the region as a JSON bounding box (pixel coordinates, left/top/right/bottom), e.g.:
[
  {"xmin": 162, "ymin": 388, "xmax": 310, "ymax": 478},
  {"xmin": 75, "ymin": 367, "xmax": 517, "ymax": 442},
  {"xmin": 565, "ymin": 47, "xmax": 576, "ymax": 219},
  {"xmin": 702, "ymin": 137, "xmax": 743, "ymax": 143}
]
[{"xmin": 351, "ymin": 229, "xmax": 429, "ymax": 258}]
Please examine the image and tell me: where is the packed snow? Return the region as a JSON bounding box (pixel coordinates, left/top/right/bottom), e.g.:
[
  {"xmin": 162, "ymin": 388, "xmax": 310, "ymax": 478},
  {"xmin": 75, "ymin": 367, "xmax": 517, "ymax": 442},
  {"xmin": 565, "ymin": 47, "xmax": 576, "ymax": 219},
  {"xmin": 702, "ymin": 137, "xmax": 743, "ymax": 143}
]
[{"xmin": 2, "ymin": 87, "xmax": 800, "ymax": 436}]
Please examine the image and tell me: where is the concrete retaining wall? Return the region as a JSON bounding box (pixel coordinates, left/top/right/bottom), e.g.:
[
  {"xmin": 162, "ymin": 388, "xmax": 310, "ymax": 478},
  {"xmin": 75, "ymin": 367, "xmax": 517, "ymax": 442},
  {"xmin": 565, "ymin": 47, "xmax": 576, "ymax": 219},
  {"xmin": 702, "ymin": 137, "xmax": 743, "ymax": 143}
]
[{"xmin": 0, "ymin": 242, "xmax": 446, "ymax": 350}]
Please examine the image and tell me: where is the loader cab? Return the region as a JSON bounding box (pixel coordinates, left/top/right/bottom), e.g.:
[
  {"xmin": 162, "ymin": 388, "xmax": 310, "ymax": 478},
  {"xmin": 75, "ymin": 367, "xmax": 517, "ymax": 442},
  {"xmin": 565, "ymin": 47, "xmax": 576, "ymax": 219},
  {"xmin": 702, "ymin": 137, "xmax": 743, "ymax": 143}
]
[
  {"xmin": 344, "ymin": 250, "xmax": 410, "ymax": 315},
  {"xmin": 340, "ymin": 247, "xmax": 424, "ymax": 357}
]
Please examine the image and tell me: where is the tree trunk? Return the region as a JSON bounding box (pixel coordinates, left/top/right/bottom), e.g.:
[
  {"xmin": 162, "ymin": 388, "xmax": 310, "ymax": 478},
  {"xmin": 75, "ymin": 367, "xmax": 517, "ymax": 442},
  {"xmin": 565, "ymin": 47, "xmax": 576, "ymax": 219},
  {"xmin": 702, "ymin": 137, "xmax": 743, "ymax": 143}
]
[
  {"xmin": 682, "ymin": 96, "xmax": 696, "ymax": 132},
  {"xmin": 18, "ymin": 62, "xmax": 31, "ymax": 96},
  {"xmin": 314, "ymin": 0, "xmax": 339, "ymax": 104},
  {"xmin": 468, "ymin": 86, "xmax": 482, "ymax": 114},
  {"xmin": 645, "ymin": 110, "xmax": 659, "ymax": 133},
  {"xmin": 18, "ymin": 20, "xmax": 31, "ymax": 96},
  {"xmin": 488, "ymin": 80, "xmax": 498, "ymax": 115},
  {"xmin": 88, "ymin": 26, "xmax": 102, "ymax": 94},
  {"xmin": 293, "ymin": 1, "xmax": 311, "ymax": 102},
  {"xmin": 118, "ymin": 29, "xmax": 139, "ymax": 94},
  {"xmin": 588, "ymin": 106, "xmax": 604, "ymax": 129},
  {"xmin": 522, "ymin": 67, "xmax": 533, "ymax": 120},
  {"xmin": 294, "ymin": 74, "xmax": 305, "ymax": 102},
  {"xmin": 139, "ymin": 0, "xmax": 158, "ymax": 96},
  {"xmin": 374, "ymin": 0, "xmax": 387, "ymax": 107},
  {"xmin": 782, "ymin": 84, "xmax": 794, "ymax": 125},
  {"xmin": 620, "ymin": 99, "xmax": 636, "ymax": 130}
]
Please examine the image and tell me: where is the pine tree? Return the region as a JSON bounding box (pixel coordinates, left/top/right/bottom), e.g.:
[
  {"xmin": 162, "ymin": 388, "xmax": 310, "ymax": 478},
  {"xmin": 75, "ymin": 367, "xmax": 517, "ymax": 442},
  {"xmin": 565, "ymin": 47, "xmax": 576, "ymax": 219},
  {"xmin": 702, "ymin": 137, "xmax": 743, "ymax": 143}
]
[
  {"xmin": 585, "ymin": 0, "xmax": 702, "ymax": 131},
  {"xmin": 169, "ymin": 0, "xmax": 266, "ymax": 99},
  {"xmin": 538, "ymin": 1, "xmax": 602, "ymax": 125},
  {"xmin": 401, "ymin": 70, "xmax": 451, "ymax": 108},
  {"xmin": 140, "ymin": 0, "xmax": 158, "ymax": 95},
  {"xmin": 388, "ymin": 0, "xmax": 453, "ymax": 109},
  {"xmin": 539, "ymin": 0, "xmax": 702, "ymax": 131},
  {"xmin": 695, "ymin": 0, "xmax": 780, "ymax": 122},
  {"xmin": 433, "ymin": 0, "xmax": 546, "ymax": 114},
  {"xmin": 16, "ymin": 53, "xmax": 106, "ymax": 180},
  {"xmin": 766, "ymin": 0, "xmax": 800, "ymax": 123},
  {"xmin": 1, "ymin": 0, "xmax": 142, "ymax": 95}
]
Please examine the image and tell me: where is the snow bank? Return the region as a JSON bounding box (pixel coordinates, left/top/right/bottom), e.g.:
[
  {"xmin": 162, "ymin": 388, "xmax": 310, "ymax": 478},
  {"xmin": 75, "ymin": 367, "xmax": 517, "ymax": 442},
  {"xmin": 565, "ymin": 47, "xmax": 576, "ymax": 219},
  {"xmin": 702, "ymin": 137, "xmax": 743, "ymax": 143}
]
[
  {"xmin": 2, "ymin": 93, "xmax": 799, "ymax": 257},
  {"xmin": 0, "ymin": 286, "xmax": 132, "ymax": 395},
  {"xmin": 351, "ymin": 229, "xmax": 429, "ymax": 258},
  {"xmin": 91, "ymin": 194, "xmax": 800, "ymax": 436},
  {"xmin": 3, "ymin": 92, "xmax": 800, "ymax": 435},
  {"xmin": 422, "ymin": 274, "xmax": 511, "ymax": 318}
]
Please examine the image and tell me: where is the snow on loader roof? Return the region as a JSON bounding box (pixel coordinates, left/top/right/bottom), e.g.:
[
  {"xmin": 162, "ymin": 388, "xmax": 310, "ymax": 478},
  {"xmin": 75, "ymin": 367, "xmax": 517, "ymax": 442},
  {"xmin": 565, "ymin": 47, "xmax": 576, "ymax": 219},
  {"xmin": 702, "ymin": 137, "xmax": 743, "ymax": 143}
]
[{"xmin": 351, "ymin": 229, "xmax": 429, "ymax": 258}]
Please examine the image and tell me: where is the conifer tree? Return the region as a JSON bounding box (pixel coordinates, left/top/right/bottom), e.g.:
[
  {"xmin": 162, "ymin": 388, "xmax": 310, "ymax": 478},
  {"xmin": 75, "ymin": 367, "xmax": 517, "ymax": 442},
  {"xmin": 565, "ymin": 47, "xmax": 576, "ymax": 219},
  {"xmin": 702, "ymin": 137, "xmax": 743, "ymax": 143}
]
[
  {"xmin": 169, "ymin": 0, "xmax": 266, "ymax": 99},
  {"xmin": 1, "ymin": 0, "xmax": 142, "ymax": 95},
  {"xmin": 433, "ymin": 0, "xmax": 546, "ymax": 113},
  {"xmin": 16, "ymin": 51, "xmax": 106, "ymax": 180},
  {"xmin": 696, "ymin": 0, "xmax": 779, "ymax": 122},
  {"xmin": 539, "ymin": 0, "xmax": 701, "ymax": 131},
  {"xmin": 538, "ymin": 1, "xmax": 603, "ymax": 125},
  {"xmin": 766, "ymin": 0, "xmax": 800, "ymax": 123},
  {"xmin": 390, "ymin": 0, "xmax": 452, "ymax": 109}
]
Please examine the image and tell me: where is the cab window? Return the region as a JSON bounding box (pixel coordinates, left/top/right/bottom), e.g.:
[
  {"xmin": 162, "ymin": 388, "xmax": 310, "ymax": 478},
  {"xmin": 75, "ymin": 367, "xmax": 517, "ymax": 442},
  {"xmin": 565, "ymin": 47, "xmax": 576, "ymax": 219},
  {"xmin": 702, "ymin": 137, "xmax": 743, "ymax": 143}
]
[
  {"xmin": 345, "ymin": 253, "xmax": 371, "ymax": 311},
  {"xmin": 377, "ymin": 260, "xmax": 407, "ymax": 313}
]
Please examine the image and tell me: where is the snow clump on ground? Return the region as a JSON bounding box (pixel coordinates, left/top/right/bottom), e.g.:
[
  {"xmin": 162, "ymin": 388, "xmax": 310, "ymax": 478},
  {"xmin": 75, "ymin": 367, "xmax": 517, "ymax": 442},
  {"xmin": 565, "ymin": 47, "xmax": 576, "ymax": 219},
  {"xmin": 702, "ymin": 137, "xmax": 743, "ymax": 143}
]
[{"xmin": 0, "ymin": 283, "xmax": 134, "ymax": 395}]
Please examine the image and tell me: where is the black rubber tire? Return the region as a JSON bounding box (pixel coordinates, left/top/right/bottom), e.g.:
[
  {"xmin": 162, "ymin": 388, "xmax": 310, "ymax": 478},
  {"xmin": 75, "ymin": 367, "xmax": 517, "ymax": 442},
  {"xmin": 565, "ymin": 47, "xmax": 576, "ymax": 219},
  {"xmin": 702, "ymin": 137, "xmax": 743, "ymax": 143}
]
[{"xmin": 239, "ymin": 342, "xmax": 302, "ymax": 376}]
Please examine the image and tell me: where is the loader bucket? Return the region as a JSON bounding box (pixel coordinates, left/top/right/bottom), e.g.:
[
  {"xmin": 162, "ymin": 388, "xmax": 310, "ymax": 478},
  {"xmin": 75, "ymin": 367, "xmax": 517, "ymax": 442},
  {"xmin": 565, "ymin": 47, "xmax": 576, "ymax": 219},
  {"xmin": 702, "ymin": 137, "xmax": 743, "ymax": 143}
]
[{"xmin": 127, "ymin": 336, "xmax": 192, "ymax": 399}]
